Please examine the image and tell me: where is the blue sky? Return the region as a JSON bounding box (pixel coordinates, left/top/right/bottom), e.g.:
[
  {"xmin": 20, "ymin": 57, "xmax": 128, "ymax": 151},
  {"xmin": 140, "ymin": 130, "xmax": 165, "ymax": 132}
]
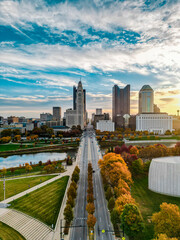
[{"xmin": 0, "ymin": 0, "xmax": 180, "ymax": 118}]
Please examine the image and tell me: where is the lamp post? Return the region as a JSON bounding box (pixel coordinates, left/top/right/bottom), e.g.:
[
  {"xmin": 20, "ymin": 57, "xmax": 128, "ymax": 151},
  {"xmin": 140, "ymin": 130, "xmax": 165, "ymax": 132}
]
[{"xmin": 3, "ymin": 177, "xmax": 5, "ymax": 206}]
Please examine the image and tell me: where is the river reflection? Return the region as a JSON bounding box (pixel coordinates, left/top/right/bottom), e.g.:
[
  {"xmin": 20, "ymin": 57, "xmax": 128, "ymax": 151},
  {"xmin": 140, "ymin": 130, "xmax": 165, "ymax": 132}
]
[{"xmin": 0, "ymin": 152, "xmax": 67, "ymax": 169}]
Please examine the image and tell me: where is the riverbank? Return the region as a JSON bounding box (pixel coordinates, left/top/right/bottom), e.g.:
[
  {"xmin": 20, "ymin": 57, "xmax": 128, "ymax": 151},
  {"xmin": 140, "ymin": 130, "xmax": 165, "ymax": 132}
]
[{"xmin": 0, "ymin": 143, "xmax": 79, "ymax": 157}]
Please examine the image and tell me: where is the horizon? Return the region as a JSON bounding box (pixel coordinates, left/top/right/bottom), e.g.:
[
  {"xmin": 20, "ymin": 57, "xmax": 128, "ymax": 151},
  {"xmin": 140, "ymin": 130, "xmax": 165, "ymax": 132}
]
[{"xmin": 0, "ymin": 0, "xmax": 180, "ymax": 118}]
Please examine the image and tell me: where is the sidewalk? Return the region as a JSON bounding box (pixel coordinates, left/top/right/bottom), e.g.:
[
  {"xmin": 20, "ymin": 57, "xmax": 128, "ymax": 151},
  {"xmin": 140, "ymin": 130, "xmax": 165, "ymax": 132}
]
[{"xmin": 0, "ymin": 164, "xmax": 75, "ymax": 205}]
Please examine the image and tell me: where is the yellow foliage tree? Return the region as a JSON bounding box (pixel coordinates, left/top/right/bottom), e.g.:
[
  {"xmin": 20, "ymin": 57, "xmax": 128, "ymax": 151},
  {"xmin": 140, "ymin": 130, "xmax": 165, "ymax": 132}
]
[
  {"xmin": 152, "ymin": 202, "xmax": 180, "ymax": 238},
  {"xmin": 115, "ymin": 193, "xmax": 136, "ymax": 215}
]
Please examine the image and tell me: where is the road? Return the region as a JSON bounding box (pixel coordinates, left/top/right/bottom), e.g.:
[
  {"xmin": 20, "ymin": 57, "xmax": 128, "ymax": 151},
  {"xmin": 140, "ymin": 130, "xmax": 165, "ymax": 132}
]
[
  {"xmin": 90, "ymin": 129, "xmax": 115, "ymax": 240},
  {"xmin": 70, "ymin": 126, "xmax": 114, "ymax": 240},
  {"xmin": 70, "ymin": 134, "xmax": 88, "ymax": 240}
]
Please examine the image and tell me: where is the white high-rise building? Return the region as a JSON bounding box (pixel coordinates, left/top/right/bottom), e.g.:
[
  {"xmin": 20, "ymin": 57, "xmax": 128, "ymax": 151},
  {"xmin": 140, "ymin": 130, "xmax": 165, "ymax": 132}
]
[
  {"xmin": 139, "ymin": 85, "xmax": 154, "ymax": 113},
  {"xmin": 66, "ymin": 81, "xmax": 86, "ymax": 129}
]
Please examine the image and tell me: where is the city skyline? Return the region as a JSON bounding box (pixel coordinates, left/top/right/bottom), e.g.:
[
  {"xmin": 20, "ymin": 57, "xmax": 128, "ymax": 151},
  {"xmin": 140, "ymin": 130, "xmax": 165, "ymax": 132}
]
[{"xmin": 0, "ymin": 0, "xmax": 180, "ymax": 117}]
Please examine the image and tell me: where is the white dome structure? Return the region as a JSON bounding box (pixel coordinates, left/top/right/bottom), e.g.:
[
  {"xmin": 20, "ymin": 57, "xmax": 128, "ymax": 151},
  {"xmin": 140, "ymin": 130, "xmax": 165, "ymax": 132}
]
[{"xmin": 148, "ymin": 156, "xmax": 180, "ymax": 197}]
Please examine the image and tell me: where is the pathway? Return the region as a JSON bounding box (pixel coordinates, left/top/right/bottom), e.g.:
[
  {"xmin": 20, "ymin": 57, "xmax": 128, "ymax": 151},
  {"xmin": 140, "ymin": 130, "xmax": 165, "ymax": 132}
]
[
  {"xmin": 0, "ymin": 208, "xmax": 53, "ymax": 240},
  {"xmin": 0, "ymin": 164, "xmax": 75, "ymax": 204}
]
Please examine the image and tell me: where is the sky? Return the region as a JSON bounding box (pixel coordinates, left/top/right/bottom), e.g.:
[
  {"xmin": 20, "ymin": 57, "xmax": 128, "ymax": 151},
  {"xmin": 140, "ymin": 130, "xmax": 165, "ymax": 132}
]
[{"xmin": 0, "ymin": 0, "xmax": 180, "ymax": 118}]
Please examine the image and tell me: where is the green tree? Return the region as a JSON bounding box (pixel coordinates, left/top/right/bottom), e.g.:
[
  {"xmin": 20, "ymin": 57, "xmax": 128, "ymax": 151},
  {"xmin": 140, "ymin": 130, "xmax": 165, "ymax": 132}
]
[
  {"xmin": 108, "ymin": 197, "xmax": 115, "ymax": 212},
  {"xmin": 121, "ymin": 204, "xmax": 144, "ymax": 239},
  {"xmin": 105, "ymin": 187, "xmax": 113, "ymax": 201},
  {"xmin": 110, "ymin": 209, "xmax": 120, "ymax": 226},
  {"xmin": 71, "ymin": 171, "xmax": 79, "ymax": 183},
  {"xmin": 131, "ymin": 158, "xmax": 143, "ymax": 177},
  {"xmin": 64, "ymin": 204, "xmax": 73, "ymax": 223}
]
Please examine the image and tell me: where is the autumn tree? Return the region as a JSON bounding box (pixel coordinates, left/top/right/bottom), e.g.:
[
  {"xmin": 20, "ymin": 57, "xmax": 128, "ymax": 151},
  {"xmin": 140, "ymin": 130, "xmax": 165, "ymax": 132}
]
[
  {"xmin": 86, "ymin": 202, "xmax": 95, "ymax": 214},
  {"xmin": 153, "ymin": 234, "xmax": 178, "ymax": 240},
  {"xmin": 67, "ymin": 185, "xmax": 77, "ymax": 199},
  {"xmin": 152, "ymin": 203, "xmax": 180, "ymax": 238},
  {"xmin": 25, "ymin": 164, "xmax": 32, "ymax": 172},
  {"xmin": 87, "ymin": 214, "xmax": 96, "ymax": 229},
  {"xmin": 87, "ymin": 194, "xmax": 94, "ymax": 203},
  {"xmin": 115, "ymin": 194, "xmax": 136, "ymax": 215},
  {"xmin": 121, "ymin": 204, "xmax": 144, "ymax": 240},
  {"xmin": 66, "ymin": 195, "xmax": 75, "ymax": 208}
]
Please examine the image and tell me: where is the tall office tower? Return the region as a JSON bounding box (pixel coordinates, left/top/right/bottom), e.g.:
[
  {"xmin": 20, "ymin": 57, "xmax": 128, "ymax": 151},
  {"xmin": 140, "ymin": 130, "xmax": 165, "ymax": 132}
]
[
  {"xmin": 96, "ymin": 108, "xmax": 102, "ymax": 115},
  {"xmin": 53, "ymin": 107, "xmax": 61, "ymax": 121},
  {"xmin": 139, "ymin": 85, "xmax": 154, "ymax": 113},
  {"xmin": 112, "ymin": 84, "xmax": 130, "ymax": 122},
  {"xmin": 73, "ymin": 86, "xmax": 86, "ymax": 113},
  {"xmin": 66, "ymin": 81, "xmax": 86, "ymax": 129},
  {"xmin": 76, "ymin": 81, "xmax": 85, "ymax": 128}
]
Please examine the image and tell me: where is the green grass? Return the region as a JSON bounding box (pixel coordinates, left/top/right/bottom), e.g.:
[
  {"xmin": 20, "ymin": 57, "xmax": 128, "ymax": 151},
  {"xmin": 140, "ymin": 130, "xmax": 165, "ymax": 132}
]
[
  {"xmin": 131, "ymin": 176, "xmax": 180, "ymax": 240},
  {"xmin": 0, "ymin": 175, "xmax": 55, "ymax": 201},
  {"xmin": 0, "ymin": 143, "xmax": 51, "ymax": 152},
  {"xmin": 0, "ymin": 141, "xmax": 79, "ymax": 152},
  {"xmin": 0, "ymin": 221, "xmax": 25, "ymax": 240},
  {"xmin": 9, "ymin": 176, "xmax": 69, "ymax": 227}
]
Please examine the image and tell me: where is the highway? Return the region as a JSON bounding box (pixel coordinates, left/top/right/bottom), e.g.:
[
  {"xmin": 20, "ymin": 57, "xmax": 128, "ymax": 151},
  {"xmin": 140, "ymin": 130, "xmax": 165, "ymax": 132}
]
[
  {"xmin": 90, "ymin": 130, "xmax": 115, "ymax": 240},
  {"xmin": 70, "ymin": 133, "xmax": 88, "ymax": 240},
  {"xmin": 70, "ymin": 126, "xmax": 114, "ymax": 240}
]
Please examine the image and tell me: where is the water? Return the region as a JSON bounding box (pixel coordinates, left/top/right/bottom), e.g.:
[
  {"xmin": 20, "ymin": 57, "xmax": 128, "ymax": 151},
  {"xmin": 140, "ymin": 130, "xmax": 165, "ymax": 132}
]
[{"xmin": 0, "ymin": 152, "xmax": 68, "ymax": 169}]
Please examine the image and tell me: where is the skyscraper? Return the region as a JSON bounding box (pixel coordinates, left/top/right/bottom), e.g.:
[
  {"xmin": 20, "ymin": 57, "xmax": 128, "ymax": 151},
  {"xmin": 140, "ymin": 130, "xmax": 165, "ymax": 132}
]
[
  {"xmin": 66, "ymin": 81, "xmax": 86, "ymax": 129},
  {"xmin": 73, "ymin": 85, "xmax": 86, "ymax": 113},
  {"xmin": 53, "ymin": 107, "xmax": 61, "ymax": 121},
  {"xmin": 139, "ymin": 85, "xmax": 154, "ymax": 113},
  {"xmin": 112, "ymin": 84, "xmax": 130, "ymax": 123}
]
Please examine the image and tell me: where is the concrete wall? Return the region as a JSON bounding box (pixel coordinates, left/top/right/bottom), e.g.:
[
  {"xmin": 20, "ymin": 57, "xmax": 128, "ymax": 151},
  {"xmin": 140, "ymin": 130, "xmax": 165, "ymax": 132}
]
[{"xmin": 148, "ymin": 156, "xmax": 180, "ymax": 197}]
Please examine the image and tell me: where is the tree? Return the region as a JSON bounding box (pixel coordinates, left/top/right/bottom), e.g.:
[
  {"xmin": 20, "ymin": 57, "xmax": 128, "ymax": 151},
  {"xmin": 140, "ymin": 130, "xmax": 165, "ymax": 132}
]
[
  {"xmin": 105, "ymin": 187, "xmax": 113, "ymax": 201},
  {"xmin": 110, "ymin": 208, "xmax": 121, "ymax": 226},
  {"xmin": 66, "ymin": 196, "xmax": 75, "ymax": 208},
  {"xmin": 153, "ymin": 234, "xmax": 178, "ymax": 240},
  {"xmin": 25, "ymin": 163, "xmax": 32, "ymax": 172},
  {"xmin": 86, "ymin": 202, "xmax": 95, "ymax": 214},
  {"xmin": 108, "ymin": 197, "xmax": 115, "ymax": 212},
  {"xmin": 130, "ymin": 146, "xmax": 139, "ymax": 155},
  {"xmin": 152, "ymin": 203, "xmax": 180, "ymax": 238},
  {"xmin": 43, "ymin": 164, "xmax": 54, "ymax": 173},
  {"xmin": 87, "ymin": 214, "xmax": 96, "ymax": 229},
  {"xmin": 71, "ymin": 171, "xmax": 79, "ymax": 183},
  {"xmin": 115, "ymin": 194, "xmax": 136, "ymax": 215},
  {"xmin": 64, "ymin": 204, "xmax": 73, "ymax": 223},
  {"xmin": 67, "ymin": 186, "xmax": 77, "ymax": 199},
  {"xmin": 2, "ymin": 167, "xmax": 7, "ymax": 176},
  {"xmin": 87, "ymin": 194, "xmax": 94, "ymax": 203},
  {"xmin": 131, "ymin": 158, "xmax": 143, "ymax": 177},
  {"xmin": 121, "ymin": 204, "xmax": 144, "ymax": 239}
]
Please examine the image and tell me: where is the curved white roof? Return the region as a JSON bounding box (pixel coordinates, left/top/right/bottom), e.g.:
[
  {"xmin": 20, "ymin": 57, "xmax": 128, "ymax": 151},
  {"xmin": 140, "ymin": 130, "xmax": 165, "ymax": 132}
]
[{"xmin": 152, "ymin": 156, "xmax": 180, "ymax": 164}]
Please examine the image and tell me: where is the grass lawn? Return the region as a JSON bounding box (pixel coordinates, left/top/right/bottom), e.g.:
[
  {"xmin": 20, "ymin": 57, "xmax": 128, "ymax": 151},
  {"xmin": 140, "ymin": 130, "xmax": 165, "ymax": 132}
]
[
  {"xmin": 131, "ymin": 176, "xmax": 180, "ymax": 240},
  {"xmin": 9, "ymin": 176, "xmax": 69, "ymax": 227},
  {"xmin": 0, "ymin": 221, "xmax": 25, "ymax": 240},
  {"xmin": 0, "ymin": 175, "xmax": 55, "ymax": 201},
  {"xmin": 0, "ymin": 143, "xmax": 51, "ymax": 152}
]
